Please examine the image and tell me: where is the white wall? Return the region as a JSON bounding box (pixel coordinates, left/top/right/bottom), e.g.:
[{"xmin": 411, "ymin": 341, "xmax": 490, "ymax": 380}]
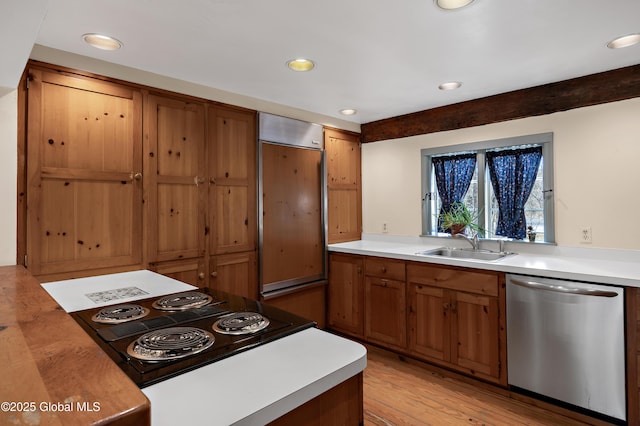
[
  {"xmin": 362, "ymin": 97, "xmax": 640, "ymax": 250},
  {"xmin": 0, "ymin": 90, "xmax": 17, "ymax": 265}
]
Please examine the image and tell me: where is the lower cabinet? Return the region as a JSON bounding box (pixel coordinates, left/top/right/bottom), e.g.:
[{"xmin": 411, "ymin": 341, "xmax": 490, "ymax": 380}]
[
  {"xmin": 268, "ymin": 372, "xmax": 362, "ymax": 426},
  {"xmin": 148, "ymin": 258, "xmax": 206, "ymax": 288},
  {"xmin": 262, "ymin": 282, "xmax": 327, "ymax": 329},
  {"xmin": 327, "ymin": 254, "xmax": 407, "ymax": 346},
  {"xmin": 407, "ymin": 262, "xmax": 505, "ymax": 385},
  {"xmin": 327, "ymin": 252, "xmax": 506, "ymax": 387},
  {"xmin": 149, "ymin": 252, "xmax": 258, "ymax": 298},
  {"xmin": 328, "ymin": 253, "xmax": 364, "ymax": 337},
  {"xmin": 364, "ymin": 257, "xmax": 407, "ymax": 350},
  {"xmin": 209, "ymin": 251, "xmax": 257, "ymax": 299}
]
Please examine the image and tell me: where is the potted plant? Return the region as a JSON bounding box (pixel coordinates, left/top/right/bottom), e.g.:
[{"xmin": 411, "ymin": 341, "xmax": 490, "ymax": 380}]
[
  {"xmin": 439, "ymin": 201, "xmax": 482, "ymax": 236},
  {"xmin": 527, "ymin": 225, "xmax": 537, "ymax": 242}
]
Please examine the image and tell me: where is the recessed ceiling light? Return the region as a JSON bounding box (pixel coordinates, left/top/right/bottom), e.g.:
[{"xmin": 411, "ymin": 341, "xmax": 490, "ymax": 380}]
[
  {"xmin": 435, "ymin": 0, "xmax": 475, "ymax": 10},
  {"xmin": 607, "ymin": 33, "xmax": 640, "ymax": 49},
  {"xmin": 287, "ymin": 58, "xmax": 315, "ymax": 72},
  {"xmin": 339, "ymin": 109, "xmax": 357, "ymax": 116},
  {"xmin": 82, "ymin": 33, "xmax": 123, "ymax": 51},
  {"xmin": 438, "ymin": 81, "xmax": 462, "ymax": 90}
]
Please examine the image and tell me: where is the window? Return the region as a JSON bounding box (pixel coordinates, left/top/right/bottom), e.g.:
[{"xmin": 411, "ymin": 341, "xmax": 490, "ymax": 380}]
[{"xmin": 421, "ymin": 133, "xmax": 554, "ymax": 243}]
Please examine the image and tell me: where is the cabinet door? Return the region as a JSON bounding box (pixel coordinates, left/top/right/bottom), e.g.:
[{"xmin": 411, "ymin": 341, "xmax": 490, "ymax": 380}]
[
  {"xmin": 26, "ymin": 68, "xmax": 143, "ymax": 276},
  {"xmin": 365, "ymin": 276, "xmax": 406, "ymax": 349},
  {"xmin": 209, "ymin": 251, "xmax": 257, "ymax": 299},
  {"xmin": 408, "ymin": 283, "xmax": 450, "ymax": 362},
  {"xmin": 208, "ymin": 107, "xmax": 256, "ymax": 255},
  {"xmin": 149, "ymin": 258, "xmax": 206, "ymax": 288},
  {"xmin": 261, "ymin": 144, "xmax": 324, "ymax": 287},
  {"xmin": 325, "ymin": 129, "xmax": 361, "ymax": 244},
  {"xmin": 451, "ymin": 291, "xmax": 501, "ymax": 379},
  {"xmin": 146, "ymin": 95, "xmax": 206, "ymax": 262},
  {"xmin": 328, "ymin": 254, "xmax": 364, "ymax": 336}
]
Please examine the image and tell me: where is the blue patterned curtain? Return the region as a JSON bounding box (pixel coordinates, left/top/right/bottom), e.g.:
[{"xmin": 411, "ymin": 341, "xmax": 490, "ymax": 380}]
[
  {"xmin": 486, "ymin": 147, "xmax": 542, "ymax": 239},
  {"xmin": 432, "ymin": 153, "xmax": 476, "ymax": 232}
]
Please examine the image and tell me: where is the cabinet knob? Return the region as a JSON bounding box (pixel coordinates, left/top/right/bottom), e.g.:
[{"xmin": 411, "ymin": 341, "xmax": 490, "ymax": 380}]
[
  {"xmin": 198, "ymin": 272, "xmax": 205, "ymax": 280},
  {"xmin": 210, "ymin": 271, "xmax": 218, "ymax": 277},
  {"xmin": 381, "ymin": 267, "xmax": 387, "ymax": 273},
  {"xmin": 131, "ymin": 172, "xmax": 143, "ymax": 181}
]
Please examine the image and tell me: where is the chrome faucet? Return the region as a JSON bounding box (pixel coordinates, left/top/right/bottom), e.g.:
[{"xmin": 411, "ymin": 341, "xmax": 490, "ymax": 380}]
[{"xmin": 454, "ymin": 233, "xmax": 479, "ymax": 250}]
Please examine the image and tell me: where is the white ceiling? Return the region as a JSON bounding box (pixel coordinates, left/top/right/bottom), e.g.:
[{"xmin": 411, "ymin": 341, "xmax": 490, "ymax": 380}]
[
  {"xmin": 0, "ymin": 0, "xmax": 47, "ymax": 96},
  {"xmin": 7, "ymin": 0, "xmax": 640, "ymax": 123}
]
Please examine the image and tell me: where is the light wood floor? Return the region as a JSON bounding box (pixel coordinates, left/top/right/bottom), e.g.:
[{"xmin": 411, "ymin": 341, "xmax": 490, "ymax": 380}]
[{"xmin": 362, "ymin": 345, "xmax": 604, "ymax": 426}]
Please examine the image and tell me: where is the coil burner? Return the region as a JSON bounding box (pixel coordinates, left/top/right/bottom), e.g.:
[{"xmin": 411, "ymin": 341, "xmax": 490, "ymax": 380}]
[
  {"xmin": 127, "ymin": 327, "xmax": 215, "ymax": 362},
  {"xmin": 91, "ymin": 304, "xmax": 150, "ymax": 324},
  {"xmin": 212, "ymin": 312, "xmax": 270, "ymax": 335},
  {"xmin": 152, "ymin": 291, "xmax": 213, "ymax": 311}
]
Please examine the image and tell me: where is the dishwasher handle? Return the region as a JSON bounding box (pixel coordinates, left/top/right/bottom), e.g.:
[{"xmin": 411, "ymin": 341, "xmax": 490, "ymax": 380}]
[{"xmin": 509, "ymin": 278, "xmax": 619, "ymax": 297}]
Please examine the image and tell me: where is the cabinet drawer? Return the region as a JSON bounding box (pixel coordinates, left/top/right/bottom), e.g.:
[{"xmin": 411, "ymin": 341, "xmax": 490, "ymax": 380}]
[
  {"xmin": 365, "ymin": 257, "xmax": 406, "ymax": 281},
  {"xmin": 407, "ymin": 262, "xmax": 498, "ymax": 297}
]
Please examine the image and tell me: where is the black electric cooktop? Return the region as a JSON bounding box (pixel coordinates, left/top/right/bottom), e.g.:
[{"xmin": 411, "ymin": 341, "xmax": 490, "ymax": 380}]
[{"xmin": 71, "ymin": 288, "xmax": 316, "ymax": 388}]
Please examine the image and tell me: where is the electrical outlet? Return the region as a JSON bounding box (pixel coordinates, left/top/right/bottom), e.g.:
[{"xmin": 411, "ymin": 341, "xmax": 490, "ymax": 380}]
[
  {"xmin": 581, "ymin": 227, "xmax": 592, "ymax": 244},
  {"xmin": 382, "ymin": 223, "xmax": 388, "ymax": 233}
]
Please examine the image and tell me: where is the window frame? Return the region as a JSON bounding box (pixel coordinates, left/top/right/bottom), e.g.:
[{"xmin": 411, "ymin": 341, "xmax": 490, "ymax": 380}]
[{"xmin": 421, "ymin": 132, "xmax": 555, "ymax": 243}]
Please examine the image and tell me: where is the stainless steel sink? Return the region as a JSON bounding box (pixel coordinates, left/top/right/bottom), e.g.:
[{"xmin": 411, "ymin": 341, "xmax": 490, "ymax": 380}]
[{"xmin": 415, "ymin": 247, "xmax": 515, "ymax": 262}]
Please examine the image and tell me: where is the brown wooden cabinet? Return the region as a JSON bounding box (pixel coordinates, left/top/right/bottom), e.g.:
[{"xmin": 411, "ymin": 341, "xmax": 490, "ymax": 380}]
[
  {"xmin": 262, "ymin": 282, "xmax": 327, "ymax": 329},
  {"xmin": 327, "ymin": 252, "xmax": 507, "ymax": 386},
  {"xmin": 26, "ymin": 67, "xmax": 143, "ymax": 278},
  {"xmin": 149, "ymin": 257, "xmax": 206, "ymax": 288},
  {"xmin": 22, "ymin": 62, "xmax": 257, "ymax": 291},
  {"xmin": 328, "ymin": 254, "xmax": 407, "ymax": 349},
  {"xmin": 207, "ymin": 106, "xmax": 256, "ymax": 256},
  {"xmin": 325, "ymin": 128, "xmax": 361, "ymax": 244},
  {"xmin": 209, "ymin": 251, "xmax": 257, "ymax": 299},
  {"xmin": 364, "ymin": 257, "xmax": 407, "ymax": 350},
  {"xmin": 407, "ymin": 262, "xmax": 505, "ymax": 385},
  {"xmin": 146, "ymin": 99, "xmax": 258, "ymax": 294},
  {"xmin": 328, "ymin": 253, "xmax": 364, "ymax": 337},
  {"xmin": 145, "ymin": 94, "xmax": 207, "ymax": 264},
  {"xmin": 205, "ymin": 106, "xmax": 257, "ymax": 298}
]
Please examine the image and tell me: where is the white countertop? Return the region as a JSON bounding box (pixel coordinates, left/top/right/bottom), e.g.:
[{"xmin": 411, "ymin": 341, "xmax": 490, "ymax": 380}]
[
  {"xmin": 41, "ymin": 269, "xmax": 196, "ymax": 312},
  {"xmin": 143, "ymin": 327, "xmax": 366, "ymax": 426},
  {"xmin": 41, "ymin": 270, "xmax": 367, "ymax": 425},
  {"xmin": 329, "ymin": 234, "xmax": 640, "ymax": 288}
]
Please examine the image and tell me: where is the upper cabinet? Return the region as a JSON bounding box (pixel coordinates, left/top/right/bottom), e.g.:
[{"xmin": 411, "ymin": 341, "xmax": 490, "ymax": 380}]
[
  {"xmin": 325, "ymin": 128, "xmax": 361, "ymax": 244},
  {"xmin": 22, "ymin": 62, "xmax": 257, "ymax": 294},
  {"xmin": 145, "ymin": 96, "xmax": 257, "ymax": 296},
  {"xmin": 145, "ymin": 94, "xmax": 207, "ymax": 263},
  {"xmin": 207, "ymin": 106, "xmax": 256, "ymax": 255},
  {"xmin": 26, "ymin": 67, "xmax": 143, "ymax": 277}
]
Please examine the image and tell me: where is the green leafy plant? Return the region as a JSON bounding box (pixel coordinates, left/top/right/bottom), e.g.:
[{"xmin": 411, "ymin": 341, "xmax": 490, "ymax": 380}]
[{"xmin": 439, "ymin": 201, "xmax": 483, "ymax": 234}]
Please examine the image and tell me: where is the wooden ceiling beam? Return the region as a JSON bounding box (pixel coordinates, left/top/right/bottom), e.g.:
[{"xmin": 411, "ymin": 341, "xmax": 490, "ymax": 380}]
[{"xmin": 360, "ymin": 64, "xmax": 640, "ymax": 143}]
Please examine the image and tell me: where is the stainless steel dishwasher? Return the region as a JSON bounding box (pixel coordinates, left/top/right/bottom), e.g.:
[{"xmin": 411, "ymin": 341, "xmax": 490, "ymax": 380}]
[{"xmin": 506, "ymin": 274, "xmax": 625, "ymax": 421}]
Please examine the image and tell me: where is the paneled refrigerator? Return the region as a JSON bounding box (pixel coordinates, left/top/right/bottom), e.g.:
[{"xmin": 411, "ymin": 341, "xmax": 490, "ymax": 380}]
[{"xmin": 257, "ymin": 113, "xmax": 326, "ymax": 296}]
